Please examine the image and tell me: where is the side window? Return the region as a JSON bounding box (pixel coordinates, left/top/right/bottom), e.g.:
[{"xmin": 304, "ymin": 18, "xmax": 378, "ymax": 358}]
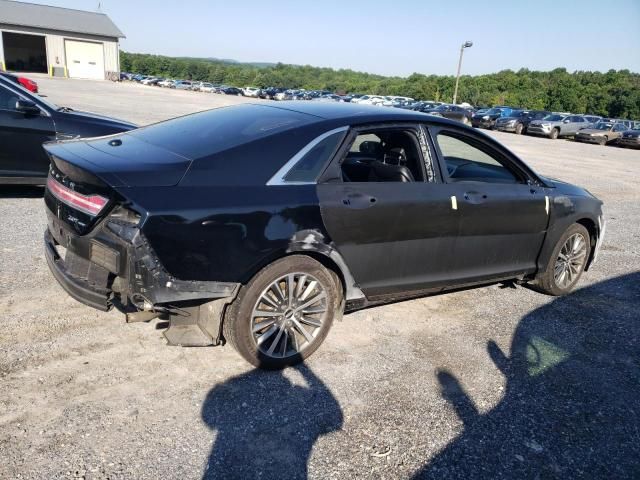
[
  {"xmin": 0, "ymin": 84, "xmax": 20, "ymax": 112},
  {"xmin": 283, "ymin": 130, "xmax": 345, "ymax": 183},
  {"xmin": 341, "ymin": 128, "xmax": 425, "ymax": 183},
  {"xmin": 435, "ymin": 132, "xmax": 520, "ymax": 184}
]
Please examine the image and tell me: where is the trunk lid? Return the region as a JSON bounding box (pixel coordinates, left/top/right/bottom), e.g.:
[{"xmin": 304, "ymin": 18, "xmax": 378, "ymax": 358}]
[
  {"xmin": 43, "ymin": 134, "xmax": 191, "ymax": 235},
  {"xmin": 43, "ymin": 134, "xmax": 192, "ymax": 188}
]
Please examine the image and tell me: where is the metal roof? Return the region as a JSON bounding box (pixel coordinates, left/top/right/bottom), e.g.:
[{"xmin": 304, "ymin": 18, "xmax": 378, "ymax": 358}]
[{"xmin": 0, "ymin": 0, "xmax": 125, "ymax": 38}]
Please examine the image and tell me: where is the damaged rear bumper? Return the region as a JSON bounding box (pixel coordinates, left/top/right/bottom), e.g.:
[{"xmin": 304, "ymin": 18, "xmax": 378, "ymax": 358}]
[{"xmin": 44, "ymin": 209, "xmax": 240, "ymax": 346}]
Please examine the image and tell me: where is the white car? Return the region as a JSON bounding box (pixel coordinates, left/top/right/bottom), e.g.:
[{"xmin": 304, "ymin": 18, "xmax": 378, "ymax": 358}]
[
  {"xmin": 200, "ymin": 82, "xmax": 216, "ymax": 93},
  {"xmin": 158, "ymin": 79, "xmax": 174, "ymax": 88},
  {"xmin": 355, "ymin": 95, "xmax": 386, "ymax": 106},
  {"xmin": 242, "ymin": 87, "xmax": 261, "ymax": 97},
  {"xmin": 382, "ymin": 96, "xmax": 414, "ymax": 106},
  {"xmin": 140, "ymin": 77, "xmax": 158, "ymax": 85}
]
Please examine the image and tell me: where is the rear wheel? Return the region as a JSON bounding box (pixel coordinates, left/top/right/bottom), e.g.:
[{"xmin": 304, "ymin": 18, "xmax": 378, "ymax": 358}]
[
  {"xmin": 549, "ymin": 128, "xmax": 559, "ymax": 140},
  {"xmin": 223, "ymin": 255, "xmax": 342, "ymax": 369},
  {"xmin": 515, "ymin": 123, "xmax": 524, "ymax": 135},
  {"xmin": 534, "ymin": 223, "xmax": 590, "ymax": 296}
]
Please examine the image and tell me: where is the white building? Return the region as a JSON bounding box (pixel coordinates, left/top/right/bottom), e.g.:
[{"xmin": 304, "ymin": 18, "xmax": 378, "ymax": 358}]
[{"xmin": 0, "ymin": 0, "xmax": 124, "ymax": 80}]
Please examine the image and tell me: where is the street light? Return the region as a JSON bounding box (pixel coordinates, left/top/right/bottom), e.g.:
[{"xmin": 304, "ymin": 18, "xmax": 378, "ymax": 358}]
[{"xmin": 452, "ymin": 40, "xmax": 473, "ymax": 105}]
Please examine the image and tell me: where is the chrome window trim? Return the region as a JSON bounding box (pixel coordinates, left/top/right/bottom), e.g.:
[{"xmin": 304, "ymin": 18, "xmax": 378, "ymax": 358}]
[{"xmin": 266, "ymin": 126, "xmax": 349, "ymax": 186}]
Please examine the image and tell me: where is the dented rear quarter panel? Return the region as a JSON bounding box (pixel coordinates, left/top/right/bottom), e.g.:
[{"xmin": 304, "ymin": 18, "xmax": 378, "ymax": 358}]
[{"xmin": 121, "ymin": 184, "xmax": 335, "ymax": 285}]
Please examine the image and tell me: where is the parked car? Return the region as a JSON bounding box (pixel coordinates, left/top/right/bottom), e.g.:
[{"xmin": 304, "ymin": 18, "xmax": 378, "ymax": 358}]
[
  {"xmin": 618, "ymin": 127, "xmax": 640, "ymax": 148},
  {"xmin": 411, "ymin": 101, "xmax": 441, "ymax": 112},
  {"xmin": 42, "ymin": 102, "xmax": 604, "ymax": 368},
  {"xmin": 495, "ymin": 110, "xmax": 551, "ymax": 135},
  {"xmin": 222, "ymin": 86, "xmax": 243, "ymax": 95},
  {"xmin": 582, "ymin": 115, "xmax": 603, "ymax": 125},
  {"xmin": 0, "ymin": 71, "xmax": 38, "ymax": 93},
  {"xmin": 200, "ymin": 83, "xmax": 216, "ymax": 93},
  {"xmin": 527, "ymin": 114, "xmax": 591, "ymax": 139},
  {"xmin": 574, "ymin": 122, "xmax": 628, "ymax": 146},
  {"xmin": 354, "ymin": 95, "xmax": 385, "ymax": 105},
  {"xmin": 172, "ymin": 81, "xmax": 193, "ymax": 90},
  {"xmin": 242, "ymin": 87, "xmax": 261, "ymax": 97},
  {"xmin": 471, "ymin": 107, "xmax": 515, "ymax": 129},
  {"xmin": 0, "ymin": 74, "xmax": 135, "ymax": 184},
  {"xmin": 421, "ymin": 104, "xmax": 473, "ymax": 125},
  {"xmin": 158, "ymin": 79, "xmax": 175, "ymax": 88},
  {"xmin": 141, "ymin": 77, "xmax": 160, "ymax": 86}
]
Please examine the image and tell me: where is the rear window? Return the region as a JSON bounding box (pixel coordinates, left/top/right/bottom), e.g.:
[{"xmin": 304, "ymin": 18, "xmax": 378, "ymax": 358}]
[{"xmin": 128, "ymin": 104, "xmax": 314, "ymax": 159}]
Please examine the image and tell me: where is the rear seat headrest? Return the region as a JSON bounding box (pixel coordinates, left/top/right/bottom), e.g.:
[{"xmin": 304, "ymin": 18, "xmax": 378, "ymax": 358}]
[{"xmin": 359, "ymin": 141, "xmax": 383, "ymax": 156}]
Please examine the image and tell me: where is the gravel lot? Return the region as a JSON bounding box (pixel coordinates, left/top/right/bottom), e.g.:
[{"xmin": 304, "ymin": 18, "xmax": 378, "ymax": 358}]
[{"xmin": 1, "ymin": 76, "xmax": 639, "ymax": 480}]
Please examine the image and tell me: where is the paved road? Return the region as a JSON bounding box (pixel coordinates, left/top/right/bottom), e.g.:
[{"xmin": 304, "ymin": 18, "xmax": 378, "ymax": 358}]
[{"xmin": 1, "ymin": 76, "xmax": 639, "ymax": 479}]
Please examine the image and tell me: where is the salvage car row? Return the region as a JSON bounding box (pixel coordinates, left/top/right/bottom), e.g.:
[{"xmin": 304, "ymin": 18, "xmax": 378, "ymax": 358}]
[{"xmin": 122, "ymin": 73, "xmax": 640, "ymax": 147}]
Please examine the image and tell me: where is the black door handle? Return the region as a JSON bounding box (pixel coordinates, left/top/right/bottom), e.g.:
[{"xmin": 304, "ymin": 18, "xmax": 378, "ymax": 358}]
[
  {"xmin": 463, "ymin": 191, "xmax": 487, "ymax": 203},
  {"xmin": 342, "ymin": 194, "xmax": 377, "ymax": 209}
]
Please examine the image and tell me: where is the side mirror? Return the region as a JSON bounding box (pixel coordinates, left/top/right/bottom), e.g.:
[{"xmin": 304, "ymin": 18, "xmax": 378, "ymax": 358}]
[
  {"xmin": 563, "ymin": 119, "xmax": 570, "ymax": 123},
  {"xmin": 16, "ymin": 99, "xmax": 40, "ymax": 115}
]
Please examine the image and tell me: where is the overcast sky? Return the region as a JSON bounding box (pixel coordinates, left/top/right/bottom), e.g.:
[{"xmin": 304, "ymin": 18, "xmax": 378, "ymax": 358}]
[{"xmin": 28, "ymin": 0, "xmax": 640, "ymax": 76}]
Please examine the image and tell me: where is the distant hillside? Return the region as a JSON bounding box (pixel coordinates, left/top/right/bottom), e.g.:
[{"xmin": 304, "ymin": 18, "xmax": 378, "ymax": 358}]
[
  {"xmin": 120, "ymin": 51, "xmax": 640, "ymax": 119},
  {"xmin": 175, "ymin": 56, "xmax": 277, "ymax": 68}
]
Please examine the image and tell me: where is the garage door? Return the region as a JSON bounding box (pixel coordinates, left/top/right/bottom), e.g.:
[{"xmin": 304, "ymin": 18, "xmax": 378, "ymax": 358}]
[{"xmin": 65, "ymin": 40, "xmax": 104, "ymax": 80}]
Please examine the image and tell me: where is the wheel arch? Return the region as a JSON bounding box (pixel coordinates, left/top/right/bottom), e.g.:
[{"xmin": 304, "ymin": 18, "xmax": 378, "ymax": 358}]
[{"xmin": 575, "ymin": 217, "xmax": 599, "ymax": 270}]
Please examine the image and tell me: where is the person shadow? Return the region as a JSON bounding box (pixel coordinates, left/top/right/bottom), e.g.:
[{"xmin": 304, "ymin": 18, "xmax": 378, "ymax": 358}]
[
  {"xmin": 201, "ymin": 363, "xmax": 343, "ymax": 479},
  {"xmin": 414, "ymin": 271, "xmax": 640, "ymax": 479}
]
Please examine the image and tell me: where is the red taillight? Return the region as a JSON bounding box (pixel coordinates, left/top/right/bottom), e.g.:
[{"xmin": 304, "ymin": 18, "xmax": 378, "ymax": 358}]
[{"xmin": 47, "ymin": 177, "xmax": 108, "ymax": 216}]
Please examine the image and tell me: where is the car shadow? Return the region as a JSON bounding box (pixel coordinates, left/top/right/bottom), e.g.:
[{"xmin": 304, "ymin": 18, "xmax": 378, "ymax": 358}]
[
  {"xmin": 413, "ymin": 272, "xmax": 640, "ymax": 479},
  {"xmin": 201, "ymin": 363, "xmax": 343, "ymax": 479},
  {"xmin": 0, "ymin": 185, "xmax": 44, "ymax": 198}
]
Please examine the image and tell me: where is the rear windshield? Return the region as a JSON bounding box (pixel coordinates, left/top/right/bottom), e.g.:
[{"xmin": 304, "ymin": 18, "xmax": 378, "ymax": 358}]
[{"xmin": 128, "ymin": 104, "xmax": 314, "ymax": 159}]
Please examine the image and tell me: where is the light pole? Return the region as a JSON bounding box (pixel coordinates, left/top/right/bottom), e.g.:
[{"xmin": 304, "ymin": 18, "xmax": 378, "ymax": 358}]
[{"xmin": 452, "ymin": 40, "xmax": 473, "ymax": 105}]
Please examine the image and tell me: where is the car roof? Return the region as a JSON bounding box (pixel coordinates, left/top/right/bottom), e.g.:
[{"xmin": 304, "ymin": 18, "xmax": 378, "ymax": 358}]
[{"xmin": 258, "ymin": 101, "xmax": 456, "ymax": 126}]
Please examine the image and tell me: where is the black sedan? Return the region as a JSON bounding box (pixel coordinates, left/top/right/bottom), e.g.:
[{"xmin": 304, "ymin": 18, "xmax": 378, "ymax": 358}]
[
  {"xmin": 0, "ymin": 75, "xmax": 135, "ymax": 184},
  {"xmin": 222, "ymin": 87, "xmax": 243, "ymax": 95},
  {"xmin": 618, "ymin": 127, "xmax": 640, "ymax": 148},
  {"xmin": 419, "ymin": 103, "xmax": 473, "ymax": 125},
  {"xmin": 42, "ymin": 102, "xmax": 605, "ymax": 368}
]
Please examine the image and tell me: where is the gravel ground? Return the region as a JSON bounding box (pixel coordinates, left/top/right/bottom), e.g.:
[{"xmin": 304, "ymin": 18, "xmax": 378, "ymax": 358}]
[{"xmin": 1, "ymin": 76, "xmax": 639, "ymax": 479}]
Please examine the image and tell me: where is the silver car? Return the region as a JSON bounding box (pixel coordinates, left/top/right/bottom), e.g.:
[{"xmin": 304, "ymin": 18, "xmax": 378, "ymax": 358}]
[{"xmin": 527, "ymin": 114, "xmax": 590, "ymax": 139}]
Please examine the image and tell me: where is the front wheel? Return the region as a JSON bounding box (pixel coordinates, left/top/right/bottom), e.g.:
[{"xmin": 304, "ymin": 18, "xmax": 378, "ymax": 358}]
[
  {"xmin": 549, "ymin": 128, "xmax": 559, "ymax": 140},
  {"xmin": 223, "ymin": 255, "xmax": 342, "ymax": 369},
  {"xmin": 598, "ymin": 136, "xmax": 607, "ymax": 146},
  {"xmin": 533, "ymin": 223, "xmax": 590, "ymax": 296},
  {"xmin": 515, "ymin": 123, "xmax": 524, "ymax": 135}
]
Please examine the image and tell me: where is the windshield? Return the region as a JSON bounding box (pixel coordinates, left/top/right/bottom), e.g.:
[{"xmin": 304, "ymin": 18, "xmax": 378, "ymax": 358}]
[
  {"xmin": 593, "ymin": 123, "xmax": 614, "ymax": 130},
  {"xmin": 485, "ymin": 108, "xmax": 502, "ymax": 115},
  {"xmin": 435, "ymin": 105, "xmax": 450, "ymax": 111},
  {"xmin": 543, "ymin": 114, "xmax": 564, "ymax": 121}
]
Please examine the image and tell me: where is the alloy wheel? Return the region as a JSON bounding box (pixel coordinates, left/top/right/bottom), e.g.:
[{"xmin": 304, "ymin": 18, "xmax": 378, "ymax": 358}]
[
  {"xmin": 553, "ymin": 233, "xmax": 588, "ymax": 289},
  {"xmin": 251, "ymin": 273, "xmax": 328, "ymax": 359}
]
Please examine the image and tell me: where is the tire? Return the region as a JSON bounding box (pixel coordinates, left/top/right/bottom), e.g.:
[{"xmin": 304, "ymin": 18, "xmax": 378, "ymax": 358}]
[
  {"xmin": 223, "ymin": 255, "xmax": 342, "ymax": 369},
  {"xmin": 598, "ymin": 136, "xmax": 607, "ymax": 146},
  {"xmin": 462, "ymin": 116, "xmax": 470, "ymax": 126},
  {"xmin": 549, "ymin": 128, "xmax": 559, "ymax": 140},
  {"xmin": 515, "ymin": 123, "xmax": 524, "ymax": 135},
  {"xmin": 533, "ymin": 223, "xmax": 590, "ymax": 296}
]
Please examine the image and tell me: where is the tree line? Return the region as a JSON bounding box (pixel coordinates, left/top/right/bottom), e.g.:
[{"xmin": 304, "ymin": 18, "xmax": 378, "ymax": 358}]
[{"xmin": 120, "ymin": 51, "xmax": 640, "ymax": 119}]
